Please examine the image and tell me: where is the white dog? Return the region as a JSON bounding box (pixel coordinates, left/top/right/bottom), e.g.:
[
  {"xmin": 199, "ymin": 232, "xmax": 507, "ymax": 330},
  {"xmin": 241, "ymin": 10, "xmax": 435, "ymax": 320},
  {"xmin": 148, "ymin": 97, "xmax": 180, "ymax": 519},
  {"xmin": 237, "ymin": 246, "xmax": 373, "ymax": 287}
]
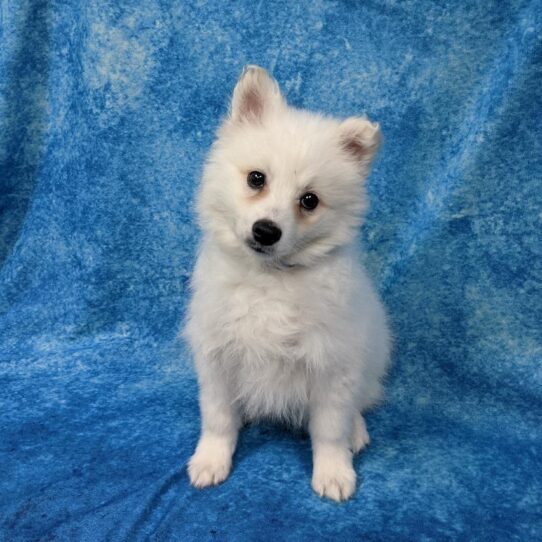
[{"xmin": 184, "ymin": 66, "xmax": 391, "ymax": 501}]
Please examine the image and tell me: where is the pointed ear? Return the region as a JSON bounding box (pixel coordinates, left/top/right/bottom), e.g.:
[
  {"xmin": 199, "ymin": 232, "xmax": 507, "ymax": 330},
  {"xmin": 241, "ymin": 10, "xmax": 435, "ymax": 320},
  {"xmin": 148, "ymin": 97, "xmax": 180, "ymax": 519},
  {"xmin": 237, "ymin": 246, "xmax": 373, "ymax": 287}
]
[
  {"xmin": 230, "ymin": 65, "xmax": 284, "ymax": 123},
  {"xmin": 339, "ymin": 117, "xmax": 382, "ymax": 165}
]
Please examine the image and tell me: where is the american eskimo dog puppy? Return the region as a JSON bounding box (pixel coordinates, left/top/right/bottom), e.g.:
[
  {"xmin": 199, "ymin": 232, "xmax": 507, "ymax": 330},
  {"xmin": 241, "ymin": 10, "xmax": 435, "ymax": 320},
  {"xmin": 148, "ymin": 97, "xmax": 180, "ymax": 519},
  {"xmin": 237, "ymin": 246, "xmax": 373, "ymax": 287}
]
[{"xmin": 185, "ymin": 66, "xmax": 391, "ymax": 501}]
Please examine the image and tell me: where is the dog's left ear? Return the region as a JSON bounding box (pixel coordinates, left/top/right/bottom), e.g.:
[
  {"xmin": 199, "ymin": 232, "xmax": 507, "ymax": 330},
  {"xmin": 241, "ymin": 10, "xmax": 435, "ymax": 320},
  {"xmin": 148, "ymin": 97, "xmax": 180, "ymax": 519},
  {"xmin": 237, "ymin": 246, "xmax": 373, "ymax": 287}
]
[
  {"xmin": 339, "ymin": 117, "xmax": 382, "ymax": 166},
  {"xmin": 230, "ymin": 65, "xmax": 284, "ymax": 123}
]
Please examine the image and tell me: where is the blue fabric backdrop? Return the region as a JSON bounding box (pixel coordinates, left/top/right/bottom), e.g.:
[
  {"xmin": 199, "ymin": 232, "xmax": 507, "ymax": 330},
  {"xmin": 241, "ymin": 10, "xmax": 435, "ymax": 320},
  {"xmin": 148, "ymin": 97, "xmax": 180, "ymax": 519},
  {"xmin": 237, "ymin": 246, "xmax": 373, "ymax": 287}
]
[{"xmin": 1, "ymin": 1, "xmax": 541, "ymax": 540}]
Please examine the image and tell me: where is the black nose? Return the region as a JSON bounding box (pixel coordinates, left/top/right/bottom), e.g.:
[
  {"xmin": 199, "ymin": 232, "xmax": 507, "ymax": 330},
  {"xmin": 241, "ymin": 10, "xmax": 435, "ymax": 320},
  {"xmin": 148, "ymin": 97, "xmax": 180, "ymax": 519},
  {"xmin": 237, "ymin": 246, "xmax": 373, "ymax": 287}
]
[{"xmin": 252, "ymin": 219, "xmax": 282, "ymax": 246}]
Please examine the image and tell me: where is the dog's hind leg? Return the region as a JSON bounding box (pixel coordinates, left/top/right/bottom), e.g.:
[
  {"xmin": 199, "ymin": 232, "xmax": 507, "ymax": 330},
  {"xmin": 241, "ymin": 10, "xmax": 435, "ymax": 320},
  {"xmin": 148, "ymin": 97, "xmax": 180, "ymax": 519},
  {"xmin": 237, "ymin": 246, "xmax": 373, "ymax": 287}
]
[{"xmin": 351, "ymin": 411, "xmax": 370, "ymax": 454}]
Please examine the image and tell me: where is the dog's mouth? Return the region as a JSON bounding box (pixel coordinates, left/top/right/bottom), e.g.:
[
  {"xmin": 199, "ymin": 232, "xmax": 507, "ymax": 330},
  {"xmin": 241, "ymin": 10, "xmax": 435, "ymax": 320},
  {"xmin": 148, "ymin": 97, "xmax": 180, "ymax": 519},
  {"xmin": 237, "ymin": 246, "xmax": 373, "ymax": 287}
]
[
  {"xmin": 245, "ymin": 239, "xmax": 273, "ymax": 255},
  {"xmin": 244, "ymin": 239, "xmax": 298, "ymax": 269}
]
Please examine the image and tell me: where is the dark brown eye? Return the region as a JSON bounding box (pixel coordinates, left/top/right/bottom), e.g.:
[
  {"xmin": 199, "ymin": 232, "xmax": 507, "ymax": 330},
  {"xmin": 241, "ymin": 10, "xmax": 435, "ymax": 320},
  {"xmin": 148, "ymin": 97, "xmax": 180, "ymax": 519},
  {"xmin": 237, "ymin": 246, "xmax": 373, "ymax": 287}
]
[
  {"xmin": 247, "ymin": 171, "xmax": 266, "ymax": 189},
  {"xmin": 300, "ymin": 192, "xmax": 319, "ymax": 211}
]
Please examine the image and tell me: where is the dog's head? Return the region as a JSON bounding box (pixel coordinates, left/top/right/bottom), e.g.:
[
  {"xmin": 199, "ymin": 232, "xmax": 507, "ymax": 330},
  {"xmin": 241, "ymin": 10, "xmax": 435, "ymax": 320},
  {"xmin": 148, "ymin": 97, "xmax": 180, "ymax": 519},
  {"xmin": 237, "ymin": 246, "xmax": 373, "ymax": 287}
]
[{"xmin": 198, "ymin": 66, "xmax": 381, "ymax": 268}]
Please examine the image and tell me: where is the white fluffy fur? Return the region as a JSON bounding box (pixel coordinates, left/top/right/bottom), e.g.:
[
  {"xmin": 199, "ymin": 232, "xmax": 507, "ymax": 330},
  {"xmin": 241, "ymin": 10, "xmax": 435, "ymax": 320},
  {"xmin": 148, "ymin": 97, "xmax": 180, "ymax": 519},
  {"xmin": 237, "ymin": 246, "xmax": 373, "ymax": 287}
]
[{"xmin": 184, "ymin": 66, "xmax": 391, "ymax": 501}]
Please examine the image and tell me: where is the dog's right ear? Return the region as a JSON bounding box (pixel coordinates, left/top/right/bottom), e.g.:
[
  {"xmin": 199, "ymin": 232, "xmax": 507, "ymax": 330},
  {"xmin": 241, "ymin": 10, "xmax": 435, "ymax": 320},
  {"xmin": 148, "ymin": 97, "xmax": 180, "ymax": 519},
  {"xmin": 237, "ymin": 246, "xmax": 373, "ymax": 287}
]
[{"xmin": 230, "ymin": 65, "xmax": 284, "ymax": 123}]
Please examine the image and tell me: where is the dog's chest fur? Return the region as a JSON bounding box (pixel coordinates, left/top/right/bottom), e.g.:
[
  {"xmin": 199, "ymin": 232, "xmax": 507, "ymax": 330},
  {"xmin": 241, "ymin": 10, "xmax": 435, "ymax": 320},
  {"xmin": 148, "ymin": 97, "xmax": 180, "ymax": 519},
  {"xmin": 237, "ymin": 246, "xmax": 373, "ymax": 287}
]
[
  {"xmin": 189, "ymin": 247, "xmax": 354, "ymax": 425},
  {"xmin": 228, "ymin": 278, "xmax": 311, "ymax": 422}
]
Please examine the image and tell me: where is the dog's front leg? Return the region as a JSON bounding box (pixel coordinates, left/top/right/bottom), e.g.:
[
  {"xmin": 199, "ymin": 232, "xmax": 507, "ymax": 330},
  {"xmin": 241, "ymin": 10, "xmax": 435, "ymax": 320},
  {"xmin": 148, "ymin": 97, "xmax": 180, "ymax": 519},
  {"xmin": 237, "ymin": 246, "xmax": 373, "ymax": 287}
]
[
  {"xmin": 188, "ymin": 358, "xmax": 240, "ymax": 488},
  {"xmin": 309, "ymin": 375, "xmax": 357, "ymax": 502}
]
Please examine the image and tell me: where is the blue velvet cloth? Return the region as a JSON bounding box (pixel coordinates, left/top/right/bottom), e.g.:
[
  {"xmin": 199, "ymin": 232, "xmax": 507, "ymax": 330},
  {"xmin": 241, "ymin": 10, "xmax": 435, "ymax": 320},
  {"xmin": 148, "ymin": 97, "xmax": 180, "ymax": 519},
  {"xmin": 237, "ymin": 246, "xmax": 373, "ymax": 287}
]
[{"xmin": 1, "ymin": 1, "xmax": 541, "ymax": 540}]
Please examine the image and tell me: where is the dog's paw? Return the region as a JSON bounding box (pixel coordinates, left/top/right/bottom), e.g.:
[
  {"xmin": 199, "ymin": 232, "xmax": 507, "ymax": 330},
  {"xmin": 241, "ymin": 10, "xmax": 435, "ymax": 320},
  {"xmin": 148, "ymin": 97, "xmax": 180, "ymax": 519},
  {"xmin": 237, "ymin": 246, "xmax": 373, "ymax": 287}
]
[
  {"xmin": 312, "ymin": 461, "xmax": 357, "ymax": 502},
  {"xmin": 351, "ymin": 413, "xmax": 370, "ymax": 454},
  {"xmin": 188, "ymin": 448, "xmax": 231, "ymax": 488}
]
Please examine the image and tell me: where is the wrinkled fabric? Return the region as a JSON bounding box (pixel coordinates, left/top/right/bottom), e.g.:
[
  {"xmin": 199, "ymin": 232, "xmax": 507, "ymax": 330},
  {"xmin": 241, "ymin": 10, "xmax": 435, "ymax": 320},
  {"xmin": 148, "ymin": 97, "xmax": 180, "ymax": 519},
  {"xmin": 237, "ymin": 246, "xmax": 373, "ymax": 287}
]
[{"xmin": 1, "ymin": 1, "xmax": 541, "ymax": 540}]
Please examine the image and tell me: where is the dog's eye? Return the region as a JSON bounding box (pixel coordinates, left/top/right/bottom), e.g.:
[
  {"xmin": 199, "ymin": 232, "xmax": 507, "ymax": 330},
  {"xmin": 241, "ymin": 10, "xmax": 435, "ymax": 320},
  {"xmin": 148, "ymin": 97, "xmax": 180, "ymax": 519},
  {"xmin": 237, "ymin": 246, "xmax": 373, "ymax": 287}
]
[
  {"xmin": 247, "ymin": 171, "xmax": 266, "ymax": 189},
  {"xmin": 300, "ymin": 192, "xmax": 319, "ymax": 211}
]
